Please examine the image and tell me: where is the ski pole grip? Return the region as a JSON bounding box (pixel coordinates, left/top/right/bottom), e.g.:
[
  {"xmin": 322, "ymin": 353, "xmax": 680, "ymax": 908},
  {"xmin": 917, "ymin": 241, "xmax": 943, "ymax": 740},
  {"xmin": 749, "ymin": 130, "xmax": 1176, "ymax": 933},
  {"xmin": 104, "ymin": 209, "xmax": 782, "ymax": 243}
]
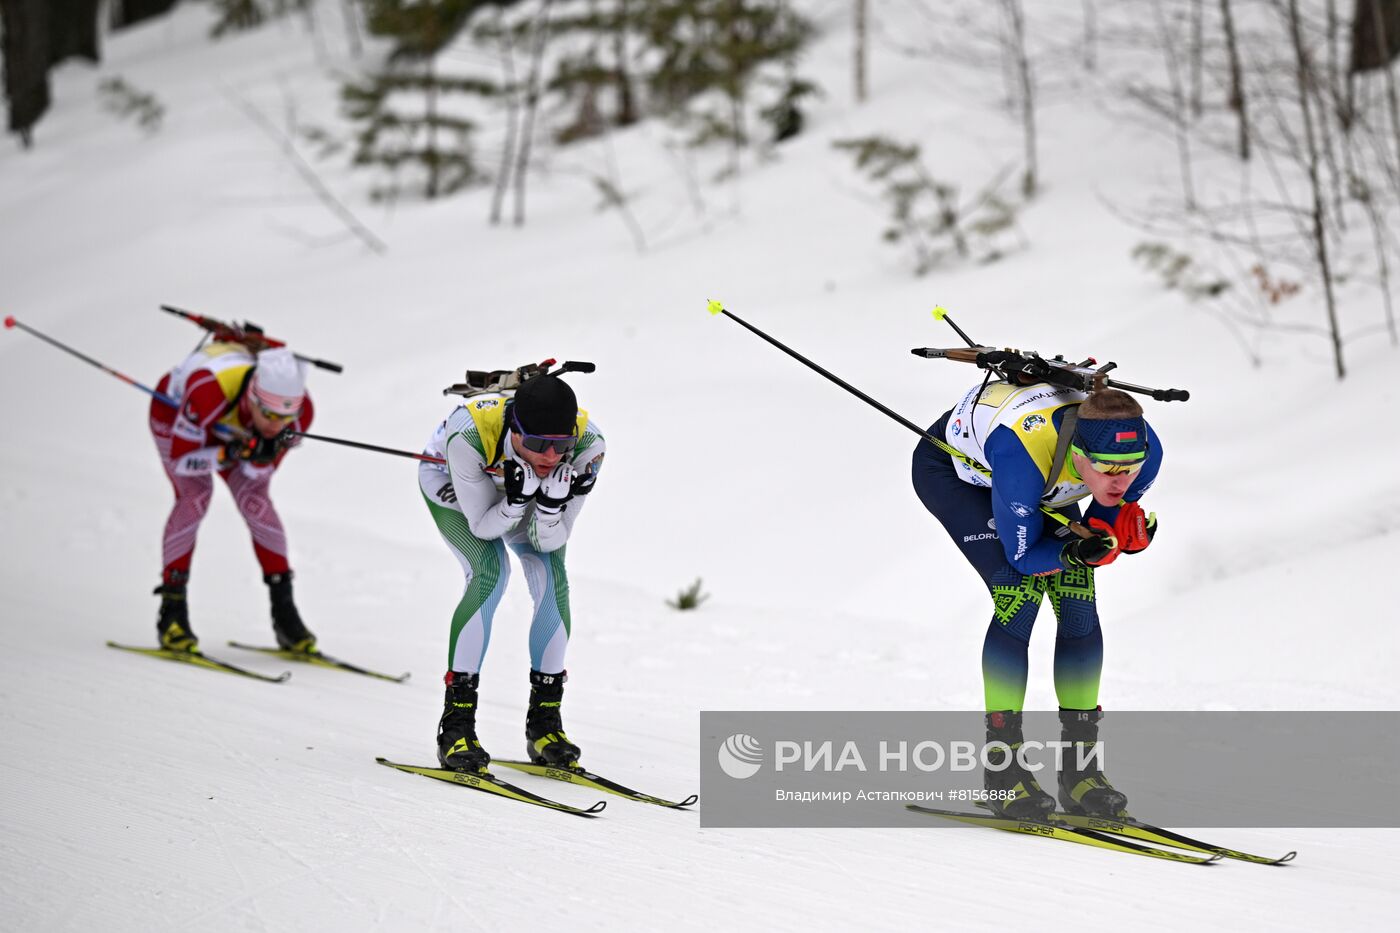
[
  {"xmin": 1066, "ymin": 519, "xmax": 1094, "ymax": 539},
  {"xmin": 1153, "ymin": 388, "xmax": 1191, "ymax": 402},
  {"xmin": 3, "ymin": 316, "xmax": 15, "ymax": 329}
]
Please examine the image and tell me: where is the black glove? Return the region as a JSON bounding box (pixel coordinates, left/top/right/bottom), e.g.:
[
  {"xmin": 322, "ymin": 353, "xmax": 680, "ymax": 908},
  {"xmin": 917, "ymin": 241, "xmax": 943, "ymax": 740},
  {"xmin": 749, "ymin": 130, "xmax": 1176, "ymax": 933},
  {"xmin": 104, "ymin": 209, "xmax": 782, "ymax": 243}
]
[
  {"xmin": 222, "ymin": 433, "xmax": 283, "ymax": 466},
  {"xmin": 570, "ymin": 472, "xmax": 598, "ymax": 497},
  {"xmin": 1061, "ymin": 519, "xmax": 1120, "ymax": 568},
  {"xmin": 503, "ymin": 459, "xmax": 539, "ymax": 506}
]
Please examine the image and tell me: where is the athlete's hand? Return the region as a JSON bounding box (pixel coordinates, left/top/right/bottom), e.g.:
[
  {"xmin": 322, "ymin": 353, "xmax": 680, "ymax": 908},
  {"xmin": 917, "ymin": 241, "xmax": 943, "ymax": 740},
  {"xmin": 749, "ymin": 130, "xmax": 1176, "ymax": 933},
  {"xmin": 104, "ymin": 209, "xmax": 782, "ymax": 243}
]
[
  {"xmin": 1114, "ymin": 502, "xmax": 1157, "ymax": 554},
  {"xmin": 535, "ymin": 461, "xmax": 576, "ymax": 512},
  {"xmin": 221, "ymin": 434, "xmax": 281, "ymax": 466},
  {"xmin": 1062, "ymin": 518, "xmax": 1121, "ymax": 568},
  {"xmin": 503, "ymin": 459, "xmax": 541, "ymax": 506}
]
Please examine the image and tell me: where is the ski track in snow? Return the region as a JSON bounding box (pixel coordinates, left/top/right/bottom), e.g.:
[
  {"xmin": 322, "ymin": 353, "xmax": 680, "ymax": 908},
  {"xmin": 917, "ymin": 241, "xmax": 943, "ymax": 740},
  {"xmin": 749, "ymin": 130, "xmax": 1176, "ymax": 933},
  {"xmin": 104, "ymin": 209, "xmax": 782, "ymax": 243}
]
[{"xmin": 3, "ymin": 1, "xmax": 1399, "ymax": 930}]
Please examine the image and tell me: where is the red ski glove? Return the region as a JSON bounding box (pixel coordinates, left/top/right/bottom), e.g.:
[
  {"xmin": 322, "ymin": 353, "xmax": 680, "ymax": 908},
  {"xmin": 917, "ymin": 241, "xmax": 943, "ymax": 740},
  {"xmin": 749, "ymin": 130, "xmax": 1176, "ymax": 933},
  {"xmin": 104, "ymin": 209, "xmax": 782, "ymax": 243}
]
[{"xmin": 1114, "ymin": 502, "xmax": 1157, "ymax": 554}]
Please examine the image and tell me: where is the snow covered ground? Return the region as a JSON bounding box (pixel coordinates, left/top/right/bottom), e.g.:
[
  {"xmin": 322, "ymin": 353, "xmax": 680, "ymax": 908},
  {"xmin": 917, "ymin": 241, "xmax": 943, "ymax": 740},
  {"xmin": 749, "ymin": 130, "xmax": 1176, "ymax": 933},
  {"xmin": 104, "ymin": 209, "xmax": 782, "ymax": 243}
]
[{"xmin": 2, "ymin": 2, "xmax": 1398, "ymax": 930}]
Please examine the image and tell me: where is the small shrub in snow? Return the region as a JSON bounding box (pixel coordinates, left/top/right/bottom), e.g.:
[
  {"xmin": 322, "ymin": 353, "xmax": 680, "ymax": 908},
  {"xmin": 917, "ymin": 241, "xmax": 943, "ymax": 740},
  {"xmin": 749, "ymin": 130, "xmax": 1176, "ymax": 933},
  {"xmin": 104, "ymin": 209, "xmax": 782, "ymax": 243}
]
[
  {"xmin": 210, "ymin": 1, "xmax": 309, "ymax": 39},
  {"xmin": 667, "ymin": 578, "xmax": 710, "ymax": 611},
  {"xmin": 98, "ymin": 78, "xmax": 165, "ymax": 133},
  {"xmin": 1131, "ymin": 242, "xmax": 1231, "ymax": 301},
  {"xmin": 834, "ymin": 135, "xmax": 1025, "ymax": 274}
]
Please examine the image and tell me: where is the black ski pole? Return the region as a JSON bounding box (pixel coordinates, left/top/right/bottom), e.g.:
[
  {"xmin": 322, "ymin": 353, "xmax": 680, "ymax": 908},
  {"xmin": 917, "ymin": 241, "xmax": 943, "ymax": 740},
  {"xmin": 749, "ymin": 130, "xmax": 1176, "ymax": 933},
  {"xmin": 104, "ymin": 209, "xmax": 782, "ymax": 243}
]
[
  {"xmin": 706, "ymin": 300, "xmax": 933, "ymax": 440},
  {"xmin": 4, "ymin": 315, "xmax": 181, "ymax": 408},
  {"xmin": 706, "ymin": 300, "xmax": 1092, "ymax": 540},
  {"xmin": 932, "ymin": 305, "xmax": 979, "ymax": 348},
  {"xmin": 1, "ymin": 318, "xmax": 428, "ymax": 466},
  {"xmin": 286, "ymin": 431, "xmax": 444, "ymax": 465}
]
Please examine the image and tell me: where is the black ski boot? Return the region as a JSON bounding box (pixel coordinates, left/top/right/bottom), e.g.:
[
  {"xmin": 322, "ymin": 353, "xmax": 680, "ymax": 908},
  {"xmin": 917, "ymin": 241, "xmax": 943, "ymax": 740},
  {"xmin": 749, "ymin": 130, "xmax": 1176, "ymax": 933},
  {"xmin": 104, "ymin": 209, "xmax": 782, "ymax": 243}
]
[
  {"xmin": 264, "ymin": 572, "xmax": 317, "ymax": 653},
  {"xmin": 155, "ymin": 571, "xmax": 197, "ymax": 651},
  {"xmin": 1057, "ymin": 707, "xmax": 1128, "ymax": 817},
  {"xmin": 525, "ymin": 669, "xmax": 581, "ymax": 767},
  {"xmin": 982, "ymin": 710, "xmax": 1056, "ymax": 820},
  {"xmin": 437, "ymin": 671, "xmax": 491, "ymax": 772}
]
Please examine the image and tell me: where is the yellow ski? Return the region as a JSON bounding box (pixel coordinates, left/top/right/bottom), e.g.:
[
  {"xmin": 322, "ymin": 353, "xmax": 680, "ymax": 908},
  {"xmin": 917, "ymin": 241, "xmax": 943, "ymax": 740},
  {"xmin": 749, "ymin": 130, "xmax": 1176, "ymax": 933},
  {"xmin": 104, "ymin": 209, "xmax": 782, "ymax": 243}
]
[
  {"xmin": 227, "ymin": 642, "xmax": 409, "ymax": 683},
  {"xmin": 494, "ymin": 759, "xmax": 698, "ymax": 809},
  {"xmin": 375, "ymin": 758, "xmax": 606, "ymax": 816},
  {"xmin": 907, "ymin": 805, "xmax": 1221, "ymax": 864},
  {"xmin": 106, "ymin": 641, "xmax": 290, "ymax": 683},
  {"xmin": 1051, "ymin": 813, "xmax": 1296, "ymax": 865}
]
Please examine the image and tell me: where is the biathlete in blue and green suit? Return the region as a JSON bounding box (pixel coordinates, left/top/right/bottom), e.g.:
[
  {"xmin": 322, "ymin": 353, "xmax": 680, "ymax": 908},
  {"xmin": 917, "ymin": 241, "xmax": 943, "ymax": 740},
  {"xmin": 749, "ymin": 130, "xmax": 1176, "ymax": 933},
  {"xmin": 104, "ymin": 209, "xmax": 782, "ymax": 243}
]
[{"xmin": 912, "ymin": 376, "xmax": 1162, "ymax": 819}]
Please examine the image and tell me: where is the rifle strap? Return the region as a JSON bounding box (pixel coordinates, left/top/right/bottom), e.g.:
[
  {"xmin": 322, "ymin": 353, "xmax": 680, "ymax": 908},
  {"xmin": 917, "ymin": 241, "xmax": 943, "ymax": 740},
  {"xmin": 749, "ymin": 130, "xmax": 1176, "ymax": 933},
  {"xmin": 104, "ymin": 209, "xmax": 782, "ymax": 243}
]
[{"xmin": 1042, "ymin": 404, "xmax": 1080, "ymax": 500}]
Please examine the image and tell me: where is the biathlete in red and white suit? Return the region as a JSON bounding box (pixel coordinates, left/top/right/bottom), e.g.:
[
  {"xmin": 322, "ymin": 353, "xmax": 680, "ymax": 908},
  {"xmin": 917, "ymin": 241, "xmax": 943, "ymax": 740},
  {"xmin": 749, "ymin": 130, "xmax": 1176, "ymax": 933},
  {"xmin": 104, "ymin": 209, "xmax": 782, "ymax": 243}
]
[{"xmin": 147, "ymin": 344, "xmax": 317, "ymax": 653}]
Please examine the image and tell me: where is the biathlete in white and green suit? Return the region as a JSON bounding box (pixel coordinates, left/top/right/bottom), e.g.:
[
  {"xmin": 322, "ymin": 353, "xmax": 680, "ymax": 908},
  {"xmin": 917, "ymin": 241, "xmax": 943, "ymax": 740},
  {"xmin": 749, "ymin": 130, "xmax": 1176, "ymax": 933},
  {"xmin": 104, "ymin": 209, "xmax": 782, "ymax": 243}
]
[{"xmin": 418, "ymin": 373, "xmax": 605, "ymax": 773}]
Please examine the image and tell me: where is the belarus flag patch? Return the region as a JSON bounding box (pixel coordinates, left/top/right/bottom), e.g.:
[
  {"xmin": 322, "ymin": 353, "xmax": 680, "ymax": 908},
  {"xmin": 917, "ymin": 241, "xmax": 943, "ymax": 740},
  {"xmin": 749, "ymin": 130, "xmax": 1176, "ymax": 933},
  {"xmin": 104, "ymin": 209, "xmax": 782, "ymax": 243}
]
[{"xmin": 1115, "ymin": 431, "xmax": 1138, "ymax": 443}]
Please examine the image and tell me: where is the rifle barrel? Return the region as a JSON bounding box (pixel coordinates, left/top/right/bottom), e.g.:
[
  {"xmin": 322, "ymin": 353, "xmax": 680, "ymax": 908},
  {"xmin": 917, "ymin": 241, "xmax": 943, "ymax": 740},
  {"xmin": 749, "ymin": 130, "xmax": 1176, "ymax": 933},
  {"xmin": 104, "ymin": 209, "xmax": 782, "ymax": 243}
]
[{"xmin": 1104, "ymin": 378, "xmax": 1191, "ymax": 402}]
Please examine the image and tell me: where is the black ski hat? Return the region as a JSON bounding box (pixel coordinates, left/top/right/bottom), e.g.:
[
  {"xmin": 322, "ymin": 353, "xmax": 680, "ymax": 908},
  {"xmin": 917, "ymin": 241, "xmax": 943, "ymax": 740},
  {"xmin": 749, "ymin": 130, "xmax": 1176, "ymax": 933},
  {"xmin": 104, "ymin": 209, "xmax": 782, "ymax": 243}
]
[{"xmin": 512, "ymin": 374, "xmax": 578, "ymax": 435}]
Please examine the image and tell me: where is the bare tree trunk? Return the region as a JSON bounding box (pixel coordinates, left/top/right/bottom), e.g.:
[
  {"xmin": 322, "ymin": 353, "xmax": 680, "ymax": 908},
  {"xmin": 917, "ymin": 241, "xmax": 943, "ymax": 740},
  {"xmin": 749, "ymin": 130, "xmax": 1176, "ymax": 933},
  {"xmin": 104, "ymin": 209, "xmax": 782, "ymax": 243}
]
[
  {"xmin": 1082, "ymin": 0, "xmax": 1096, "ymax": 71},
  {"xmin": 1001, "ymin": 0, "xmax": 1037, "ymax": 198},
  {"xmin": 339, "ymin": 0, "xmax": 361, "ymax": 57},
  {"xmin": 1153, "ymin": 0, "xmax": 1196, "ymax": 209},
  {"xmin": 854, "ymin": 0, "xmax": 868, "ymax": 103},
  {"xmin": 1220, "ymin": 0, "xmax": 1250, "ymax": 159},
  {"xmin": 1372, "ymin": 0, "xmax": 1400, "ymax": 181},
  {"xmin": 596, "ymin": 130, "xmax": 646, "ymax": 253},
  {"xmin": 513, "ymin": 0, "xmax": 555, "ymax": 227},
  {"xmin": 425, "ymin": 59, "xmax": 439, "ymax": 199},
  {"xmin": 1321, "ymin": 0, "xmax": 1349, "ymax": 227},
  {"xmin": 301, "ymin": 0, "xmax": 327, "ymax": 66},
  {"xmin": 664, "ymin": 140, "xmax": 707, "ymax": 220},
  {"xmin": 49, "ymin": 0, "xmax": 101, "ymax": 64},
  {"xmin": 1190, "ymin": 0, "xmax": 1204, "ymax": 118},
  {"xmin": 1, "ymin": 0, "xmax": 51, "ymax": 146},
  {"xmin": 997, "ymin": 10, "xmax": 1017, "ymax": 111},
  {"xmin": 613, "ymin": 0, "xmax": 636, "ymax": 125},
  {"xmin": 110, "ymin": 0, "xmax": 177, "ymax": 29},
  {"xmin": 724, "ymin": 7, "xmax": 746, "ymax": 186},
  {"xmin": 1327, "ymin": 0, "xmax": 1345, "ymax": 123},
  {"xmin": 223, "ymin": 88, "xmax": 386, "ymax": 253},
  {"xmin": 1288, "ymin": 0, "xmax": 1346, "ymax": 379},
  {"xmin": 1358, "ymin": 189, "xmax": 1398, "ymax": 345},
  {"xmin": 729, "ymin": 90, "xmax": 744, "ymax": 183},
  {"xmin": 489, "ymin": 11, "xmax": 519, "ymax": 226}
]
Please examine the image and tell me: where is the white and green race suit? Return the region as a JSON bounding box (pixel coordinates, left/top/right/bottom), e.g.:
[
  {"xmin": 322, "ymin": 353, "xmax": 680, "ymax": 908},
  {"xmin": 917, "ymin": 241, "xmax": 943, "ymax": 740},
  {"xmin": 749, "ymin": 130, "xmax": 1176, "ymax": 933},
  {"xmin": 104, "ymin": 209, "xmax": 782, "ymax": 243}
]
[{"xmin": 418, "ymin": 394, "xmax": 605, "ymax": 674}]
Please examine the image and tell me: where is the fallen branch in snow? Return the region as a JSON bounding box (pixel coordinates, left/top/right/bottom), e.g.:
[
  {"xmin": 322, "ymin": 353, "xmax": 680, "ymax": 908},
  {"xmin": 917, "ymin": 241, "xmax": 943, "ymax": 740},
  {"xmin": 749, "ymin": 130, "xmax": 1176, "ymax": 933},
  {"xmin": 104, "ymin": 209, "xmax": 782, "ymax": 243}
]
[{"xmin": 222, "ymin": 87, "xmax": 388, "ymax": 255}]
